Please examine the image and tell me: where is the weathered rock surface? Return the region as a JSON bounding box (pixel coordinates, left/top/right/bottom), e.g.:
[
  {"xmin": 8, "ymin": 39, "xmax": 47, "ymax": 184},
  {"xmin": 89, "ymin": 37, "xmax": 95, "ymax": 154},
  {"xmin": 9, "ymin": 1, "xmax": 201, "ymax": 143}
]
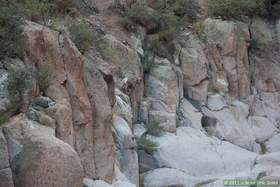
[
  {"xmin": 248, "ymin": 116, "xmax": 278, "ymax": 142},
  {"xmin": 202, "ymin": 100, "xmax": 256, "ymax": 150},
  {"xmin": 151, "ymin": 127, "xmax": 257, "ymax": 179},
  {"xmin": 252, "ymin": 152, "xmax": 280, "ymax": 179},
  {"xmin": 176, "ymin": 32, "xmax": 209, "ymax": 102},
  {"xmin": 24, "ymin": 21, "xmax": 116, "ymax": 182},
  {"xmin": 141, "ymin": 168, "xmax": 201, "ymax": 187},
  {"xmin": 2, "ymin": 114, "xmax": 83, "ymax": 187},
  {"xmin": 177, "ymin": 98, "xmax": 202, "ymax": 129},
  {"xmin": 112, "ymin": 116, "xmax": 138, "ymax": 186},
  {"xmin": 250, "ymin": 18, "xmax": 280, "ymax": 93},
  {"xmin": 144, "ymin": 58, "xmax": 180, "ymax": 133},
  {"xmin": 267, "ymin": 134, "xmax": 280, "ymax": 153},
  {"xmin": 204, "ymin": 18, "xmax": 251, "ymax": 98}
]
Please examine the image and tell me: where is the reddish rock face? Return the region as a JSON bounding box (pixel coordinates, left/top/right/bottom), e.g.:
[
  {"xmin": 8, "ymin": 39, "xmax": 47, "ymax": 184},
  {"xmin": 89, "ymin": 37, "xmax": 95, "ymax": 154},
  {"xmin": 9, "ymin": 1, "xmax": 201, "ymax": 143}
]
[
  {"xmin": 204, "ymin": 19, "xmax": 251, "ymax": 99},
  {"xmin": 23, "ymin": 21, "xmax": 116, "ymax": 183}
]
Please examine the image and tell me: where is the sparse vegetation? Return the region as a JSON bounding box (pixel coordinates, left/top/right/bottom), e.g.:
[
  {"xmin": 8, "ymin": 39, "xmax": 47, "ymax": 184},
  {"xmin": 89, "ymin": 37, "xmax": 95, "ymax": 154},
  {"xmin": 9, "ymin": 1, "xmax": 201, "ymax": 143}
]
[
  {"xmin": 172, "ymin": 0, "xmax": 200, "ymax": 22},
  {"xmin": 146, "ymin": 121, "xmax": 163, "ymax": 136},
  {"xmin": 69, "ymin": 20, "xmax": 117, "ymax": 59},
  {"xmin": 260, "ymin": 142, "xmax": 268, "ymax": 155},
  {"xmin": 137, "ymin": 137, "xmax": 158, "ymax": 154},
  {"xmin": 35, "ymin": 66, "xmax": 52, "ymax": 93},
  {"xmin": 0, "ymin": 115, "xmax": 9, "ymax": 126},
  {"xmin": 142, "ymin": 49, "xmax": 157, "ymax": 74},
  {"xmin": 69, "ymin": 21, "xmax": 95, "ymax": 53},
  {"xmin": 96, "ymin": 39, "xmax": 116, "ymax": 61},
  {"xmin": 7, "ymin": 65, "xmax": 33, "ymax": 110},
  {"xmin": 121, "ymin": 1, "xmax": 159, "ymax": 31},
  {"xmin": 6, "ymin": 65, "xmax": 52, "ymax": 110},
  {"xmin": 193, "ymin": 21, "xmax": 206, "ymax": 41},
  {"xmin": 176, "ymin": 108, "xmax": 184, "ymax": 127},
  {"xmin": 208, "ymin": 0, "xmax": 266, "ymax": 20},
  {"xmin": 121, "ymin": 0, "xmax": 199, "ymax": 37},
  {"xmin": 18, "ymin": 0, "xmax": 74, "ymax": 23},
  {"xmin": 7, "ymin": 66, "xmax": 33, "ymax": 98},
  {"xmin": 0, "ymin": 1, "xmax": 24, "ymax": 60}
]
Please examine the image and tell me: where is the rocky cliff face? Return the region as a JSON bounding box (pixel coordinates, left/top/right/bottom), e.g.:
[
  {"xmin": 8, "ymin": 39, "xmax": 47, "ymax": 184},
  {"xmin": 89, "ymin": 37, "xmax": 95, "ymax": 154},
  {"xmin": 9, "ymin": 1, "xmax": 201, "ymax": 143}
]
[{"xmin": 1, "ymin": 0, "xmax": 280, "ymax": 187}]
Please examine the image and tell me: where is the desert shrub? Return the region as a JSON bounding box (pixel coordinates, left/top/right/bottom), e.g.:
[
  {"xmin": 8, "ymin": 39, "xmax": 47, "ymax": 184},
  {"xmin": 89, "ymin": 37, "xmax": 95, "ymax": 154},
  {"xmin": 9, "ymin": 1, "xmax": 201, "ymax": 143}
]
[
  {"xmin": 35, "ymin": 67, "xmax": 52, "ymax": 93},
  {"xmin": 0, "ymin": 1, "xmax": 24, "ymax": 60},
  {"xmin": 260, "ymin": 142, "xmax": 268, "ymax": 154},
  {"xmin": 137, "ymin": 137, "xmax": 158, "ymax": 154},
  {"xmin": 96, "ymin": 39, "xmax": 116, "ymax": 60},
  {"xmin": 146, "ymin": 121, "xmax": 163, "ymax": 136},
  {"xmin": 193, "ymin": 20, "xmax": 206, "ymax": 41},
  {"xmin": 121, "ymin": 1, "xmax": 158, "ymax": 31},
  {"xmin": 18, "ymin": 0, "xmax": 74, "ymax": 22},
  {"xmin": 172, "ymin": 0, "xmax": 200, "ymax": 22},
  {"xmin": 142, "ymin": 49, "xmax": 157, "ymax": 73},
  {"xmin": 0, "ymin": 115, "xmax": 9, "ymax": 126},
  {"xmin": 247, "ymin": 38, "xmax": 263, "ymax": 51},
  {"xmin": 7, "ymin": 66, "xmax": 33, "ymax": 104},
  {"xmin": 264, "ymin": 0, "xmax": 280, "ymax": 18},
  {"xmin": 157, "ymin": 10, "xmax": 180, "ymax": 41},
  {"xmin": 208, "ymin": 0, "xmax": 266, "ymax": 20},
  {"xmin": 69, "ymin": 21, "xmax": 95, "ymax": 53}
]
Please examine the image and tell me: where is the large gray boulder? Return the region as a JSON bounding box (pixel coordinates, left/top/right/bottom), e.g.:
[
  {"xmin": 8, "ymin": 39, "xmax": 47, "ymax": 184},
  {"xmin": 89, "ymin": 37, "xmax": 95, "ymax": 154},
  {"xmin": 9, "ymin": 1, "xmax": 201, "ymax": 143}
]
[
  {"xmin": 267, "ymin": 134, "xmax": 280, "ymax": 153},
  {"xmin": 248, "ymin": 116, "xmax": 278, "ymax": 142},
  {"xmin": 141, "ymin": 168, "xmax": 202, "ymax": 187},
  {"xmin": 151, "ymin": 127, "xmax": 257, "ymax": 180},
  {"xmin": 202, "ymin": 100, "xmax": 256, "ymax": 150},
  {"xmin": 252, "ymin": 152, "xmax": 280, "ymax": 179}
]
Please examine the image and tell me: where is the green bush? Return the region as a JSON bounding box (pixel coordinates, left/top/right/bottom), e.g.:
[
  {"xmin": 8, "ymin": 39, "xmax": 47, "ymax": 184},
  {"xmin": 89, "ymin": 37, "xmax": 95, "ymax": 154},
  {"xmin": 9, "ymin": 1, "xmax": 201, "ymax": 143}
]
[
  {"xmin": 0, "ymin": 1, "xmax": 24, "ymax": 60},
  {"xmin": 7, "ymin": 66, "xmax": 33, "ymax": 104},
  {"xmin": 142, "ymin": 49, "xmax": 157, "ymax": 74},
  {"xmin": 18, "ymin": 0, "xmax": 74, "ymax": 22},
  {"xmin": 137, "ymin": 137, "xmax": 158, "ymax": 154},
  {"xmin": 260, "ymin": 142, "xmax": 268, "ymax": 155},
  {"xmin": 173, "ymin": 0, "xmax": 200, "ymax": 22},
  {"xmin": 192, "ymin": 21, "xmax": 206, "ymax": 41},
  {"xmin": 208, "ymin": 0, "xmax": 265, "ymax": 20},
  {"xmin": 146, "ymin": 121, "xmax": 163, "ymax": 136},
  {"xmin": 121, "ymin": 1, "xmax": 159, "ymax": 31},
  {"xmin": 96, "ymin": 39, "xmax": 116, "ymax": 61},
  {"xmin": 69, "ymin": 21, "xmax": 95, "ymax": 53},
  {"xmin": 0, "ymin": 116, "xmax": 9, "ymax": 126},
  {"xmin": 35, "ymin": 66, "xmax": 52, "ymax": 93}
]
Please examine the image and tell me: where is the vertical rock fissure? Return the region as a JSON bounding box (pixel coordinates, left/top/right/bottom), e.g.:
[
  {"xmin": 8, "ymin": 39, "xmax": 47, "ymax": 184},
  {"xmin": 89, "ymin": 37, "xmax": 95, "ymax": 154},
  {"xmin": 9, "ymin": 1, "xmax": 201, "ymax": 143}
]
[{"xmin": 248, "ymin": 18, "xmax": 255, "ymax": 94}]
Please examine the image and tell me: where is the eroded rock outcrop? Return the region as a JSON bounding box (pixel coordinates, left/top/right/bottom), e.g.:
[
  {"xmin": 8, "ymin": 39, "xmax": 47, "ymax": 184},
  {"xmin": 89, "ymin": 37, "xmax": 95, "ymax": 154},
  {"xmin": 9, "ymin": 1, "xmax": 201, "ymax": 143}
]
[
  {"xmin": 2, "ymin": 114, "xmax": 83, "ymax": 187},
  {"xmin": 24, "ymin": 21, "xmax": 116, "ymax": 182}
]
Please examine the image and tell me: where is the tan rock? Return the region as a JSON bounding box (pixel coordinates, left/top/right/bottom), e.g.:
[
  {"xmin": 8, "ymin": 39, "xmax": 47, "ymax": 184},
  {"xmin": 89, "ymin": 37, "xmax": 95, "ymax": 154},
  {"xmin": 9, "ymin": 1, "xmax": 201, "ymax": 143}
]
[
  {"xmin": 24, "ymin": 21, "xmax": 116, "ymax": 182},
  {"xmin": 3, "ymin": 114, "xmax": 83, "ymax": 187},
  {"xmin": 204, "ymin": 18, "xmax": 251, "ymax": 98},
  {"xmin": 83, "ymin": 59, "xmax": 116, "ymax": 182}
]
